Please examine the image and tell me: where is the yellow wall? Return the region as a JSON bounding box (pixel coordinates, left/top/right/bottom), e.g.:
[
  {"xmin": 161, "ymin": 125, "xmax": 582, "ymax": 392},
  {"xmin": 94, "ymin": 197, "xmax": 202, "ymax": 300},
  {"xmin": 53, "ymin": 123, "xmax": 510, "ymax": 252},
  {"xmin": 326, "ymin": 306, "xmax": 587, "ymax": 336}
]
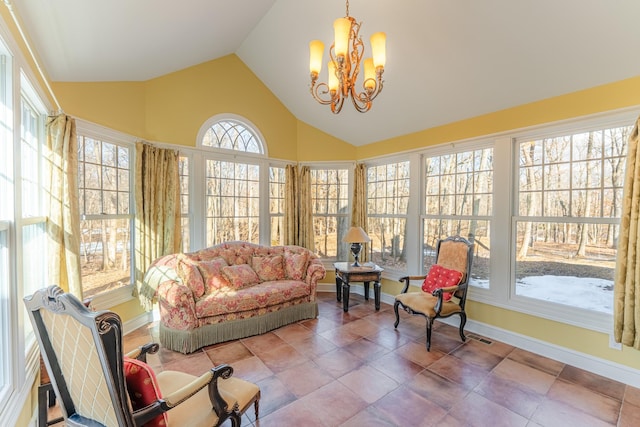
[
  {"xmin": 52, "ymin": 55, "xmax": 356, "ymax": 162},
  {"xmin": 36, "ymin": 38, "xmax": 640, "ymax": 396},
  {"xmin": 53, "ymin": 65, "xmax": 640, "ymax": 374},
  {"xmin": 52, "ymin": 81, "xmax": 147, "ymax": 137},
  {"xmin": 357, "ymin": 75, "xmax": 640, "ymax": 158}
]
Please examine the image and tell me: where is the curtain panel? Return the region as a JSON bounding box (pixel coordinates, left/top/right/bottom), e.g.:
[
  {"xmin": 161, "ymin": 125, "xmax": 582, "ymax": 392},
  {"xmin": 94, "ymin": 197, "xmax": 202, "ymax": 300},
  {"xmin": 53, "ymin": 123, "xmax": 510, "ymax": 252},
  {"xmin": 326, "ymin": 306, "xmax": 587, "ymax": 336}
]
[
  {"xmin": 351, "ymin": 163, "xmax": 369, "ymax": 263},
  {"xmin": 614, "ymin": 116, "xmax": 640, "ymax": 349},
  {"xmin": 135, "ymin": 142, "xmax": 181, "ymax": 309},
  {"xmin": 45, "ymin": 114, "xmax": 82, "ymax": 297},
  {"xmin": 284, "ymin": 164, "xmax": 298, "ymax": 246},
  {"xmin": 298, "ymin": 166, "xmax": 314, "ymax": 250}
]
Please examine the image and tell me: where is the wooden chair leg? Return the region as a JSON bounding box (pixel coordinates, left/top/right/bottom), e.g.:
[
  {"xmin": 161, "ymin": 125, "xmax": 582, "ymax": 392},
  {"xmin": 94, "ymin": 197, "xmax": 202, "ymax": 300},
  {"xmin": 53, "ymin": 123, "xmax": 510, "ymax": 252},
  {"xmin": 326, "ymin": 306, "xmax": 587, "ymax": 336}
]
[
  {"xmin": 38, "ymin": 383, "xmax": 63, "ymax": 427},
  {"xmin": 426, "ymin": 317, "xmax": 433, "ymax": 351},
  {"xmin": 459, "ymin": 312, "xmax": 467, "ymax": 342},
  {"xmin": 393, "ymin": 300, "xmax": 401, "ymax": 328}
]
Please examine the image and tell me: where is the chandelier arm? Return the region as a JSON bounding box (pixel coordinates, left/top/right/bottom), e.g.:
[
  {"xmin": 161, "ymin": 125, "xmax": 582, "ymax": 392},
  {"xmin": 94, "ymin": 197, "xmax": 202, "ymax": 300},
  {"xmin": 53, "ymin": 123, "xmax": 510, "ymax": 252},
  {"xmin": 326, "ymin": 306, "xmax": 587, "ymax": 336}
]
[
  {"xmin": 310, "ymin": 80, "xmax": 338, "ymax": 106},
  {"xmin": 331, "ymin": 95, "xmax": 346, "ymax": 114}
]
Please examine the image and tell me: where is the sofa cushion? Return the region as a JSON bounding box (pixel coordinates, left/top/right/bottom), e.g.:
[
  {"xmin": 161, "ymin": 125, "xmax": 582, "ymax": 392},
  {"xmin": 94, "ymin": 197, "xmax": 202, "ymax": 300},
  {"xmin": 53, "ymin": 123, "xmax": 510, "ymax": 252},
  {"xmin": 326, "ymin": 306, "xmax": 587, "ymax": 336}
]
[
  {"xmin": 284, "ymin": 249, "xmax": 308, "ymax": 281},
  {"xmin": 123, "ymin": 356, "xmax": 168, "ymax": 427},
  {"xmin": 176, "ymin": 255, "xmax": 205, "ymax": 298},
  {"xmin": 197, "ymin": 257, "xmax": 230, "ymax": 292},
  {"xmin": 252, "ymin": 255, "xmax": 285, "ymax": 281},
  {"xmin": 219, "ymin": 246, "xmax": 253, "ymax": 266},
  {"xmin": 222, "ymin": 264, "xmax": 261, "ymax": 289},
  {"xmin": 195, "ymin": 279, "xmax": 312, "ymax": 318}
]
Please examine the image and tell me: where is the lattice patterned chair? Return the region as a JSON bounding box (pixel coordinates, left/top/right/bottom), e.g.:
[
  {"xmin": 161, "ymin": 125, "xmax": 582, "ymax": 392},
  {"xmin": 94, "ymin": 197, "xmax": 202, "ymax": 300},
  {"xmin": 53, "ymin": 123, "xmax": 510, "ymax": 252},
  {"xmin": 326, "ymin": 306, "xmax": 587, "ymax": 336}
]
[
  {"xmin": 394, "ymin": 235, "xmax": 474, "ymax": 351},
  {"xmin": 24, "ymin": 285, "xmax": 260, "ymax": 427}
]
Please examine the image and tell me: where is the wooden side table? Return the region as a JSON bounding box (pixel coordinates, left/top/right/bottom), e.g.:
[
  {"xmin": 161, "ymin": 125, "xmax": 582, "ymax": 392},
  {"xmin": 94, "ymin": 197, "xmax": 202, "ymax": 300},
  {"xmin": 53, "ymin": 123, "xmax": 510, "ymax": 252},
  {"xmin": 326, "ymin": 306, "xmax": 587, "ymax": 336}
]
[{"xmin": 334, "ymin": 262, "xmax": 383, "ymax": 312}]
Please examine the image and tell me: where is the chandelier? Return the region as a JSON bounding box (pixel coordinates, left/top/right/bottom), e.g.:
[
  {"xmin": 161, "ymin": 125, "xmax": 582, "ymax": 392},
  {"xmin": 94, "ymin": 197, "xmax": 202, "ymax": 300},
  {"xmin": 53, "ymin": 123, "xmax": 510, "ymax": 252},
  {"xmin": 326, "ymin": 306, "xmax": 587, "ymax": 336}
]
[{"xmin": 309, "ymin": 0, "xmax": 386, "ymax": 113}]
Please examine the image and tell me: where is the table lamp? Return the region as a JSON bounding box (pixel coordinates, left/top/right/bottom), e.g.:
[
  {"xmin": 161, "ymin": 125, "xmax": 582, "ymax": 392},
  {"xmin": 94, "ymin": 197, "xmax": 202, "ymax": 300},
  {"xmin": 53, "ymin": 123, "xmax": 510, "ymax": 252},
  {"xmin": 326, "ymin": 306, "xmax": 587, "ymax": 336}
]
[{"xmin": 342, "ymin": 226, "xmax": 371, "ymax": 267}]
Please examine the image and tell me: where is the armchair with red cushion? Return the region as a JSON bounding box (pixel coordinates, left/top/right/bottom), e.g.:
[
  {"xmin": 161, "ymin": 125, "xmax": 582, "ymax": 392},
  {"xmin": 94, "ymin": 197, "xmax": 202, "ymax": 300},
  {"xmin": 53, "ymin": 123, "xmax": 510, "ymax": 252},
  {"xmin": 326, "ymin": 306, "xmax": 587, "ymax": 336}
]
[
  {"xmin": 24, "ymin": 285, "xmax": 260, "ymax": 427},
  {"xmin": 394, "ymin": 235, "xmax": 474, "ymax": 351}
]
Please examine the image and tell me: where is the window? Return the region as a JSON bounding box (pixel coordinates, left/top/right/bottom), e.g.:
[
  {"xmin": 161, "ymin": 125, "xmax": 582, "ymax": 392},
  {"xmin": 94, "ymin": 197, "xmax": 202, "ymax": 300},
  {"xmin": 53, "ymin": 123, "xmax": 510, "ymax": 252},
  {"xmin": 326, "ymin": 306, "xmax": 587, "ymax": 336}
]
[
  {"xmin": 0, "ymin": 223, "xmax": 9, "ymax": 403},
  {"xmin": 179, "ymin": 155, "xmax": 190, "ymax": 252},
  {"xmin": 205, "ymin": 159, "xmax": 260, "ymax": 245},
  {"xmin": 78, "ymin": 135, "xmax": 133, "ymax": 298},
  {"xmin": 202, "ymin": 119, "xmax": 263, "ymax": 153},
  {"xmin": 269, "ymin": 166, "xmax": 285, "ymax": 246},
  {"xmin": 424, "ymin": 148, "xmax": 493, "ymax": 287},
  {"xmin": 198, "ymin": 116, "xmax": 267, "ymax": 247},
  {"xmin": 367, "ymin": 161, "xmax": 410, "ymax": 272},
  {"xmin": 19, "ymin": 88, "xmax": 47, "ymax": 350},
  {"xmin": 515, "ymin": 126, "xmax": 630, "ymax": 314},
  {"xmin": 311, "ymin": 167, "xmax": 349, "ymax": 261}
]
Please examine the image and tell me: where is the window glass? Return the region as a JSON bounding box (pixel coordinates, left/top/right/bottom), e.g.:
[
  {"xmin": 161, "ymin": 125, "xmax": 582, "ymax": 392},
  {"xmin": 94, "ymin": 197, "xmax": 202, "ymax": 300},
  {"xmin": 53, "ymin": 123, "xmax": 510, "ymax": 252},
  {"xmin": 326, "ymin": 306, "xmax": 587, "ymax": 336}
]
[
  {"xmin": 78, "ymin": 136, "xmax": 132, "ymax": 298},
  {"xmin": 200, "ymin": 118, "xmax": 266, "ymax": 247},
  {"xmin": 367, "ymin": 161, "xmax": 410, "ymax": 272},
  {"xmin": 424, "ymin": 148, "xmax": 493, "ymax": 287},
  {"xmin": 0, "ymin": 225, "xmax": 9, "ymax": 397},
  {"xmin": 201, "ymin": 120, "xmax": 263, "ymax": 153},
  {"xmin": 269, "ymin": 166, "xmax": 285, "ymax": 246},
  {"xmin": 20, "ymin": 98, "xmax": 41, "ymax": 217},
  {"xmin": 515, "ymin": 126, "xmax": 630, "ymax": 313},
  {"xmin": 311, "ymin": 168, "xmax": 349, "ymax": 260},
  {"xmin": 205, "ymin": 160, "xmax": 260, "ymax": 245},
  {"xmin": 179, "ymin": 156, "xmax": 190, "ymax": 252}
]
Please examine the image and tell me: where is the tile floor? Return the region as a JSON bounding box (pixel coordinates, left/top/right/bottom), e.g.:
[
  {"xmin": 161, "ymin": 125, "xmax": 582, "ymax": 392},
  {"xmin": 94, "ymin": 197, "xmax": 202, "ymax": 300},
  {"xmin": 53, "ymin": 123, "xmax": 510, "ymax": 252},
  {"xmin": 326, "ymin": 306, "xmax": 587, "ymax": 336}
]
[{"xmin": 50, "ymin": 292, "xmax": 640, "ymax": 426}]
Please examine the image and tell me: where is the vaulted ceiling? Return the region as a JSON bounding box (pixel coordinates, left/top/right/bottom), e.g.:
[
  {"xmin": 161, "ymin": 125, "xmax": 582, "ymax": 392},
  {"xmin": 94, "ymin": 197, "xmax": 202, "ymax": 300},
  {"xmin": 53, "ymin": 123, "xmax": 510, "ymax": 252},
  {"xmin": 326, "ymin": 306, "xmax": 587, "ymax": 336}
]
[{"xmin": 12, "ymin": 0, "xmax": 640, "ymax": 146}]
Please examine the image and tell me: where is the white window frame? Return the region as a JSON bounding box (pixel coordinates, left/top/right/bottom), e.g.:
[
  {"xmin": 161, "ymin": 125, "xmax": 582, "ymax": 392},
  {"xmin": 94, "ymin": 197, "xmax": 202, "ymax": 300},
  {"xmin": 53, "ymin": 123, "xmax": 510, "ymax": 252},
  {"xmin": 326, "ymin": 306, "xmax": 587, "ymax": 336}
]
[
  {"xmin": 305, "ymin": 162, "xmax": 353, "ymax": 266},
  {"xmin": 420, "ymin": 140, "xmax": 495, "ymax": 289},
  {"xmin": 194, "ymin": 114, "xmax": 278, "ymax": 249},
  {"xmin": 506, "ymin": 110, "xmax": 638, "ymax": 333},
  {"xmin": 75, "ymin": 120, "xmax": 137, "ymax": 309}
]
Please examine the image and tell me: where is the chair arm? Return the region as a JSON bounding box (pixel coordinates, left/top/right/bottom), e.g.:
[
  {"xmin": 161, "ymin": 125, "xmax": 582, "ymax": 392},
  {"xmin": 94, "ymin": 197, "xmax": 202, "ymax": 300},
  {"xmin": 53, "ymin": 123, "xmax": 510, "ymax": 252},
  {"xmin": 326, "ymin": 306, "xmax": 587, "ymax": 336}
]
[
  {"xmin": 398, "ymin": 275, "xmax": 427, "ymax": 294},
  {"xmin": 125, "ymin": 343, "xmax": 160, "ymax": 363},
  {"xmin": 163, "ymin": 364, "xmax": 235, "ymax": 414},
  {"xmin": 432, "ymin": 282, "xmax": 466, "ymax": 313},
  {"xmin": 132, "ymin": 364, "xmax": 238, "ymax": 426}
]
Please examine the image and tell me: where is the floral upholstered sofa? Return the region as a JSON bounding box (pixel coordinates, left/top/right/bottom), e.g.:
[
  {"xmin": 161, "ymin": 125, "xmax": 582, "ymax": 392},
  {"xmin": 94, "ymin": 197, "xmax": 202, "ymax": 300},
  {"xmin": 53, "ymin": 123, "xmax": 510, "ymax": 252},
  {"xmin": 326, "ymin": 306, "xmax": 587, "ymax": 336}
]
[{"xmin": 140, "ymin": 241, "xmax": 325, "ymax": 353}]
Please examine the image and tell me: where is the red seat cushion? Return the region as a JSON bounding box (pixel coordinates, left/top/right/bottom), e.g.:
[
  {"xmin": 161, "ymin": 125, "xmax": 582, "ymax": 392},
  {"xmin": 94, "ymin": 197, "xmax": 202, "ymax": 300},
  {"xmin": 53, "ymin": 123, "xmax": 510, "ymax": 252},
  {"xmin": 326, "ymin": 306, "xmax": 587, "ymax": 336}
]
[
  {"xmin": 123, "ymin": 357, "xmax": 167, "ymax": 427},
  {"xmin": 421, "ymin": 264, "xmax": 463, "ymax": 301}
]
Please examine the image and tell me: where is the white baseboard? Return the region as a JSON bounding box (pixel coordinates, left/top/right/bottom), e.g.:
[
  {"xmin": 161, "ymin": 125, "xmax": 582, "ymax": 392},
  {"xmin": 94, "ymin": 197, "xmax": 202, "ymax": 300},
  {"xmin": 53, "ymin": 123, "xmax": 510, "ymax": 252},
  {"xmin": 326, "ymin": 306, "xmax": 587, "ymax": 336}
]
[
  {"xmin": 459, "ymin": 317, "xmax": 640, "ymax": 389},
  {"xmin": 317, "ymin": 283, "xmax": 640, "ymax": 388},
  {"xmin": 122, "ymin": 311, "xmax": 153, "ymax": 335}
]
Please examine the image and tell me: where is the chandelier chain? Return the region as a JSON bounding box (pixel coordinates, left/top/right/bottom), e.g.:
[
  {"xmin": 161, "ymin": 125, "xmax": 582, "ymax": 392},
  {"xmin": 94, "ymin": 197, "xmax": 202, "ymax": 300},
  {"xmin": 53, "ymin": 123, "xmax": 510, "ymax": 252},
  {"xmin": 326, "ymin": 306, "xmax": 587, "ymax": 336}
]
[{"xmin": 345, "ymin": 0, "xmax": 349, "ymax": 17}]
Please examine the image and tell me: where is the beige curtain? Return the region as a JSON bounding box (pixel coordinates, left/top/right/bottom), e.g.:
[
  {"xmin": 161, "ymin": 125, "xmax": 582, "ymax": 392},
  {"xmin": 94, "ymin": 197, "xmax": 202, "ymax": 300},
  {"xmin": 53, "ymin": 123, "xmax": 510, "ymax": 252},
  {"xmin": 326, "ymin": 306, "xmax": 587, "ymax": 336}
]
[
  {"xmin": 46, "ymin": 114, "xmax": 82, "ymax": 297},
  {"xmin": 614, "ymin": 116, "xmax": 640, "ymax": 349},
  {"xmin": 298, "ymin": 166, "xmax": 314, "ymax": 250},
  {"xmin": 134, "ymin": 141, "xmax": 181, "ymax": 308},
  {"xmin": 284, "ymin": 164, "xmax": 298, "ymax": 245},
  {"xmin": 352, "ymin": 163, "xmax": 369, "ymax": 262}
]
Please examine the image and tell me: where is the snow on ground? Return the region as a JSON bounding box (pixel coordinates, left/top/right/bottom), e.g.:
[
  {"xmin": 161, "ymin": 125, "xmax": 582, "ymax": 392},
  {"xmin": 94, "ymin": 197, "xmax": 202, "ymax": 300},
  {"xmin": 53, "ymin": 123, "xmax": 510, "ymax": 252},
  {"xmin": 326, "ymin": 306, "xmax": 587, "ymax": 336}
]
[{"xmin": 470, "ymin": 276, "xmax": 613, "ymax": 314}]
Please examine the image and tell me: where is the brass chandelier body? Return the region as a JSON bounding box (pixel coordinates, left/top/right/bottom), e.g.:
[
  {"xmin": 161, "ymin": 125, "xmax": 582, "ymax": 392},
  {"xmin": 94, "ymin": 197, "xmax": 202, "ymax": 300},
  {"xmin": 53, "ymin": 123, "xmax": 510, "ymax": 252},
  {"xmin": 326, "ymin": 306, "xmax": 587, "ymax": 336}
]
[{"xmin": 309, "ymin": 1, "xmax": 386, "ymax": 113}]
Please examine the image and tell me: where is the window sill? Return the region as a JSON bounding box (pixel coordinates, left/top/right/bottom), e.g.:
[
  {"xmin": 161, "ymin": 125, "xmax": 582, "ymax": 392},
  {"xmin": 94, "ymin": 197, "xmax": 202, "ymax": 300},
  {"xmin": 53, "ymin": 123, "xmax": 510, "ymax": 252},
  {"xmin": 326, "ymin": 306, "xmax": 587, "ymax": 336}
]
[{"xmin": 88, "ymin": 284, "xmax": 135, "ymax": 311}]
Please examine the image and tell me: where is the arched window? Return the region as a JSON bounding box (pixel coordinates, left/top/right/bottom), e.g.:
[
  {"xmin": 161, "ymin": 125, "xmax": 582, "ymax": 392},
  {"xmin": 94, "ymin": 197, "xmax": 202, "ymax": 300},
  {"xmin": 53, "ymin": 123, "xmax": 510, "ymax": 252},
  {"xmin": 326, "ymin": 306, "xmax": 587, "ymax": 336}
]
[
  {"xmin": 200, "ymin": 118, "xmax": 264, "ymax": 154},
  {"xmin": 196, "ymin": 115, "xmax": 269, "ymax": 246}
]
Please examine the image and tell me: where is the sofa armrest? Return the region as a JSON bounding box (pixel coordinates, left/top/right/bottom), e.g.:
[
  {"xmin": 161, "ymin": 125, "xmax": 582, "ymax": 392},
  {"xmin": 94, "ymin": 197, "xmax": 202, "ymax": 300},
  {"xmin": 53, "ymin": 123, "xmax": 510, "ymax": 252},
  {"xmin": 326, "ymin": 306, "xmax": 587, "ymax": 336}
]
[
  {"xmin": 305, "ymin": 258, "xmax": 326, "ymax": 300},
  {"xmin": 156, "ymin": 280, "xmax": 198, "ymax": 331}
]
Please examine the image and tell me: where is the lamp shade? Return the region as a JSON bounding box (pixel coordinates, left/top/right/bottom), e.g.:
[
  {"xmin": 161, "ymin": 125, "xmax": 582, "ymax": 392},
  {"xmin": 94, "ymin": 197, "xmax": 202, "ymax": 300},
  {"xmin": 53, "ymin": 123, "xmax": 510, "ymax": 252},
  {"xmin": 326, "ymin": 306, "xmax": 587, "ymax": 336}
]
[
  {"xmin": 370, "ymin": 32, "xmax": 386, "ymax": 68},
  {"xmin": 363, "ymin": 58, "xmax": 375, "ymax": 90},
  {"xmin": 333, "ymin": 17, "xmax": 351, "ymax": 57},
  {"xmin": 309, "ymin": 40, "xmax": 325, "ymax": 74},
  {"xmin": 342, "ymin": 226, "xmax": 371, "ymax": 243}
]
